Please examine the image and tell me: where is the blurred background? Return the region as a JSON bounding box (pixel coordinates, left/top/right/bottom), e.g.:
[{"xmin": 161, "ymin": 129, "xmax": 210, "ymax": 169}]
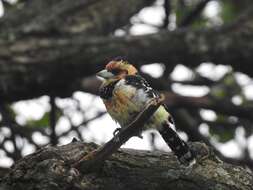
[{"xmin": 0, "ymin": 0, "xmax": 253, "ymax": 173}]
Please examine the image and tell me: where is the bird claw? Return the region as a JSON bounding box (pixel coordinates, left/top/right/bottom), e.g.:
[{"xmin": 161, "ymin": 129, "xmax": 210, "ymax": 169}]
[
  {"xmin": 113, "ymin": 127, "xmax": 143, "ymax": 140},
  {"xmin": 113, "ymin": 128, "xmax": 121, "ymax": 136},
  {"xmin": 113, "ymin": 128, "xmax": 122, "ymax": 142}
]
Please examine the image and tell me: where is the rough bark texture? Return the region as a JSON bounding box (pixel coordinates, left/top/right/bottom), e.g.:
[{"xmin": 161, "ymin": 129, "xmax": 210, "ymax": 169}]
[{"xmin": 1, "ymin": 142, "xmax": 252, "ymax": 190}]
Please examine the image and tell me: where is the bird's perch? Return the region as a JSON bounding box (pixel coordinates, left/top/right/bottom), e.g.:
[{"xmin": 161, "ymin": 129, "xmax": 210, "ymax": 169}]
[
  {"xmin": 2, "ymin": 141, "xmax": 253, "ymax": 190},
  {"xmin": 74, "ymin": 96, "xmax": 164, "ymax": 172},
  {"xmin": 1, "ymin": 97, "xmax": 253, "ymax": 190}
]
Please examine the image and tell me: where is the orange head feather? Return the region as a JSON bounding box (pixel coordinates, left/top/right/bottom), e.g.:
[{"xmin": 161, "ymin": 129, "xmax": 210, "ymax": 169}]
[
  {"xmin": 105, "ymin": 57, "xmax": 138, "ymax": 77},
  {"xmin": 97, "ymin": 57, "xmax": 138, "ymax": 82}
]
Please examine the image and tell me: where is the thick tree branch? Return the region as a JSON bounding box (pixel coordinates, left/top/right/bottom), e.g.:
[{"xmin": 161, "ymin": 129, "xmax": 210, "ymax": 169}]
[
  {"xmin": 2, "ymin": 142, "xmax": 253, "ymax": 190},
  {"xmin": 0, "ymin": 0, "xmax": 155, "ymax": 36},
  {"xmin": 0, "ymin": 167, "xmax": 9, "ymax": 178},
  {"xmin": 1, "ymin": 6, "xmax": 253, "ymax": 102}
]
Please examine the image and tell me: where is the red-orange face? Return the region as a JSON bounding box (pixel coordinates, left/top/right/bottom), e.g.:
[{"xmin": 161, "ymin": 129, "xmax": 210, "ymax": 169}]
[{"xmin": 96, "ymin": 58, "xmax": 138, "ymax": 80}]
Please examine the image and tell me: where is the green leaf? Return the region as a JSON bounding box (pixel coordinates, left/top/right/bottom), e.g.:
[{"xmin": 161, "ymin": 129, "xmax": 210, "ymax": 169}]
[
  {"xmin": 209, "ymin": 126, "xmax": 235, "ymax": 143},
  {"xmin": 191, "ymin": 17, "xmax": 208, "ymax": 29},
  {"xmin": 219, "ymin": 1, "xmax": 238, "ymax": 23},
  {"xmin": 26, "ymin": 111, "xmax": 50, "ymax": 128},
  {"xmin": 26, "ymin": 108, "xmax": 63, "ymax": 128},
  {"xmin": 209, "ymin": 116, "xmax": 236, "ymax": 143}
]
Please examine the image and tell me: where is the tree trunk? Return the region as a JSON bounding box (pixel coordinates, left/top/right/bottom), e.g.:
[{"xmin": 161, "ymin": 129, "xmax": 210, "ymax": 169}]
[{"xmin": 1, "ymin": 142, "xmax": 252, "ymax": 190}]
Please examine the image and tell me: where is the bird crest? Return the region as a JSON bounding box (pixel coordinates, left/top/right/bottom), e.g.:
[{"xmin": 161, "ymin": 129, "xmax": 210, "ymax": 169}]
[{"xmin": 105, "ymin": 57, "xmax": 137, "ymax": 76}]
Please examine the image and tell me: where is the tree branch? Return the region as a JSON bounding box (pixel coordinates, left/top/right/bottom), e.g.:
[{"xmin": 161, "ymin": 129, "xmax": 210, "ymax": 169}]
[
  {"xmin": 0, "ymin": 0, "xmax": 155, "ymax": 36},
  {"xmin": 75, "ymin": 96, "xmax": 163, "ymax": 172},
  {"xmin": 163, "ymin": 92, "xmax": 253, "ymax": 120},
  {"xmin": 178, "ymin": 0, "xmax": 211, "ymax": 27},
  {"xmin": 2, "ymin": 141, "xmax": 253, "ymax": 190},
  {"xmin": 1, "ymin": 6, "xmax": 253, "ymax": 102}
]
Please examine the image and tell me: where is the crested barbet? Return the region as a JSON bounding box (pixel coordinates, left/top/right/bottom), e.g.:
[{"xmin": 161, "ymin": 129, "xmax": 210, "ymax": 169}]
[{"xmin": 97, "ymin": 57, "xmax": 195, "ymax": 166}]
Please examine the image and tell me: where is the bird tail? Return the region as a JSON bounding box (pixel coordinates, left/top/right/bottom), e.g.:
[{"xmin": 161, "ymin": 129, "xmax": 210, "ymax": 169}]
[{"xmin": 158, "ymin": 120, "xmax": 195, "ymax": 166}]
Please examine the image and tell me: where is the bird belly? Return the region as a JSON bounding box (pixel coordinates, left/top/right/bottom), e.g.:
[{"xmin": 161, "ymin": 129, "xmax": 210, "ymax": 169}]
[
  {"xmin": 104, "ymin": 83, "xmax": 169, "ymax": 129},
  {"xmin": 104, "ymin": 85, "xmax": 141, "ymax": 126}
]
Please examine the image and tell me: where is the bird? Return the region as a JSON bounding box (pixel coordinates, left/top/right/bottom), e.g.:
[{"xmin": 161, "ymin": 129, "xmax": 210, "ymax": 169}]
[{"xmin": 96, "ymin": 57, "xmax": 195, "ymax": 166}]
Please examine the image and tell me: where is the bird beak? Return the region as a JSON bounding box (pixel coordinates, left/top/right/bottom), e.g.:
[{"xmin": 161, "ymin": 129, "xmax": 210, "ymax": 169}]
[{"xmin": 96, "ymin": 69, "xmax": 114, "ymax": 79}]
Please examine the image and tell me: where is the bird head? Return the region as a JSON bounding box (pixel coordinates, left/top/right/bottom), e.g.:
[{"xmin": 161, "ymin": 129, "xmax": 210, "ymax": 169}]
[{"xmin": 96, "ymin": 57, "xmax": 138, "ymax": 81}]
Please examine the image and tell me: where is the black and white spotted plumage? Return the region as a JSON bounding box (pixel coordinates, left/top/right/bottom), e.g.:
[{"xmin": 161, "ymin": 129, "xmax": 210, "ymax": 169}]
[
  {"xmin": 99, "ymin": 80, "xmax": 119, "ymax": 99},
  {"xmin": 98, "ymin": 63, "xmax": 195, "ymax": 166},
  {"xmin": 125, "ymin": 75, "xmax": 159, "ymax": 99}
]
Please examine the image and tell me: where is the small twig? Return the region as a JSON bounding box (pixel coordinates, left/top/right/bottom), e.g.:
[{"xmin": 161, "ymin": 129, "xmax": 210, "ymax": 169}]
[
  {"xmin": 179, "ymin": 0, "xmax": 211, "ymax": 27},
  {"xmin": 58, "ymin": 111, "xmax": 105, "ymax": 139},
  {"xmin": 1, "ymin": 0, "xmax": 12, "ymax": 10},
  {"xmin": 0, "ymin": 103, "xmax": 22, "ymax": 161},
  {"xmin": 49, "ymin": 96, "xmax": 57, "ymax": 145},
  {"xmin": 162, "ymin": 0, "xmax": 171, "ymax": 29},
  {"xmin": 74, "ymin": 96, "xmax": 164, "ymax": 172}
]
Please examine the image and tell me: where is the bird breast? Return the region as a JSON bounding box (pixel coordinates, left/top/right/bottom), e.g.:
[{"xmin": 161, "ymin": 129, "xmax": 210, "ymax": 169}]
[{"xmin": 103, "ymin": 79, "xmax": 149, "ymax": 126}]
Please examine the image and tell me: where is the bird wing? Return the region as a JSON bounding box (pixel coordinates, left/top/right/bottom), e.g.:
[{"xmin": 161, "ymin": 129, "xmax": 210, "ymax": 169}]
[{"xmin": 124, "ymin": 74, "xmax": 160, "ymax": 99}]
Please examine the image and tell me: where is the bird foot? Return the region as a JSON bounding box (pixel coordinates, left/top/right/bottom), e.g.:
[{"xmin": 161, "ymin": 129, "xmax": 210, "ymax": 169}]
[
  {"xmin": 113, "ymin": 128, "xmax": 121, "ymax": 136},
  {"xmin": 113, "ymin": 128, "xmax": 122, "ymax": 142}
]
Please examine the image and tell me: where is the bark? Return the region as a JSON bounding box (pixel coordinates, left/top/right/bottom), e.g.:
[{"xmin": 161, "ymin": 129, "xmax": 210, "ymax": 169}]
[
  {"xmin": 0, "ymin": 168, "xmax": 9, "ymax": 178},
  {"xmin": 0, "ymin": 0, "xmax": 154, "ymax": 36},
  {"xmin": 0, "ymin": 0, "xmax": 155, "ymax": 102},
  {"xmin": 1, "ymin": 142, "xmax": 252, "ymax": 190},
  {"xmin": 0, "ymin": 4, "xmax": 253, "ymax": 102}
]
